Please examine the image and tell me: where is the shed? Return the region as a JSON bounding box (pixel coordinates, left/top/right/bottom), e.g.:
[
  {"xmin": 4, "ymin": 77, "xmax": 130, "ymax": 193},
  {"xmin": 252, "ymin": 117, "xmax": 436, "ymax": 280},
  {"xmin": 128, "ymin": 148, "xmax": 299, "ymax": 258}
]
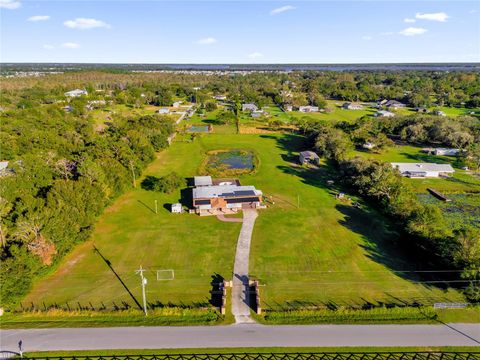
[
  {"xmin": 299, "ymin": 151, "xmax": 320, "ymax": 165},
  {"xmin": 171, "ymin": 203, "xmax": 183, "ymax": 213}
]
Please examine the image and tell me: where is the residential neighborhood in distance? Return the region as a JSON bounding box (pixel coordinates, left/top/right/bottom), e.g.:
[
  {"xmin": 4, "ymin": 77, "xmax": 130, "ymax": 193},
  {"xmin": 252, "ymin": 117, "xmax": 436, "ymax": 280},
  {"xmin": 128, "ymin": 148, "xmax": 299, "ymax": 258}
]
[{"xmin": 0, "ymin": 0, "xmax": 479, "ymax": 358}]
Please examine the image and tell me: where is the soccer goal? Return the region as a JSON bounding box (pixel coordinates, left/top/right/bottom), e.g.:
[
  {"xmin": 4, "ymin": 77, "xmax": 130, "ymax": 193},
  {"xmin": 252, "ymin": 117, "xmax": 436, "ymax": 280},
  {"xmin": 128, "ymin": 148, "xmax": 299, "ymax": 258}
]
[{"xmin": 156, "ymin": 269, "xmax": 175, "ymax": 281}]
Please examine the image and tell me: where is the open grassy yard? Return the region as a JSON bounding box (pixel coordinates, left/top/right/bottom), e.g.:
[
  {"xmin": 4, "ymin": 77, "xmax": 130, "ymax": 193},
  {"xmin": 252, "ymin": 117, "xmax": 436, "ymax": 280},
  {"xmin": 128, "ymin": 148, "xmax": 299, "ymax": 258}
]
[{"xmin": 22, "ymin": 133, "xmax": 469, "ymax": 315}]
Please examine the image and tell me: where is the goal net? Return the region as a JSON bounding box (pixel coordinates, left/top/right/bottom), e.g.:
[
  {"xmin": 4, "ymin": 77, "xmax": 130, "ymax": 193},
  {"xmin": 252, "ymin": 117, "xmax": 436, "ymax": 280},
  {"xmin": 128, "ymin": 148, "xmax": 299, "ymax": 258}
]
[{"xmin": 156, "ymin": 269, "xmax": 175, "ymax": 281}]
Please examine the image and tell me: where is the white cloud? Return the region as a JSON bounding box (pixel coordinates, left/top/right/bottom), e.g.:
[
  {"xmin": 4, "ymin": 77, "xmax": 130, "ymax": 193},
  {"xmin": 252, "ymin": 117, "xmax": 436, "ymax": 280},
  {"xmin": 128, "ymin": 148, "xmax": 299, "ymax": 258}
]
[
  {"xmin": 404, "ymin": 18, "xmax": 416, "ymax": 23},
  {"xmin": 28, "ymin": 15, "xmax": 50, "ymax": 22},
  {"xmin": 64, "ymin": 18, "xmax": 111, "ymax": 30},
  {"xmin": 399, "ymin": 27, "xmax": 428, "ymax": 36},
  {"xmin": 415, "ymin": 12, "xmax": 449, "ymax": 22},
  {"xmin": 248, "ymin": 52, "xmax": 264, "ymax": 59},
  {"xmin": 196, "ymin": 37, "xmax": 217, "ymax": 45},
  {"xmin": 361, "ymin": 36, "xmax": 372, "ymax": 40},
  {"xmin": 61, "ymin": 42, "xmax": 80, "ymax": 49},
  {"xmin": 270, "ymin": 5, "xmax": 295, "ymax": 15},
  {"xmin": 0, "ymin": 0, "xmax": 21, "ymax": 9},
  {"xmin": 43, "ymin": 44, "xmax": 54, "ymax": 49}
]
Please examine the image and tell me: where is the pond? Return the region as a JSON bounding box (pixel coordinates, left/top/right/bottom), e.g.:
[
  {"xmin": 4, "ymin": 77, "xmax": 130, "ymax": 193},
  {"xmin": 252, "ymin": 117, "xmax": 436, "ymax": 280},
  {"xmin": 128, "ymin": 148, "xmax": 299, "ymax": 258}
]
[
  {"xmin": 187, "ymin": 125, "xmax": 210, "ymax": 133},
  {"xmin": 205, "ymin": 150, "xmax": 255, "ymax": 173}
]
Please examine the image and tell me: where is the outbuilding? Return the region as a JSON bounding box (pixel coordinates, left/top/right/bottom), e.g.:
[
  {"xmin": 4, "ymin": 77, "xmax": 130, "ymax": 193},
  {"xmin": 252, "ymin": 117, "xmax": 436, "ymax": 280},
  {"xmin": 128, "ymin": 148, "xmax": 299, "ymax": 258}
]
[{"xmin": 299, "ymin": 151, "xmax": 320, "ymax": 165}]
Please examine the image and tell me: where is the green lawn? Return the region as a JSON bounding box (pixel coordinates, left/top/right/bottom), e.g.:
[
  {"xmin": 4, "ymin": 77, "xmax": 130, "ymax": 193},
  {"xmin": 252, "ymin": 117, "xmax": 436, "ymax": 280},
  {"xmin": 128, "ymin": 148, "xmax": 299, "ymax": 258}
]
[{"xmin": 22, "ymin": 133, "xmax": 469, "ymax": 316}]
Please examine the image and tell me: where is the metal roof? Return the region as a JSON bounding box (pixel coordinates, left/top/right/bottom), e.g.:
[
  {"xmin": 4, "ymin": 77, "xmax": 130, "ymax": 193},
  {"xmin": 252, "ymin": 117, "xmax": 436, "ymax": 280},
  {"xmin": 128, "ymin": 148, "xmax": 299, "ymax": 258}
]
[
  {"xmin": 391, "ymin": 163, "xmax": 455, "ymax": 173},
  {"xmin": 300, "ymin": 151, "xmax": 319, "ymax": 159},
  {"xmin": 193, "ymin": 185, "xmax": 262, "ymax": 199},
  {"xmin": 194, "ymin": 176, "xmax": 213, "ymax": 187}
]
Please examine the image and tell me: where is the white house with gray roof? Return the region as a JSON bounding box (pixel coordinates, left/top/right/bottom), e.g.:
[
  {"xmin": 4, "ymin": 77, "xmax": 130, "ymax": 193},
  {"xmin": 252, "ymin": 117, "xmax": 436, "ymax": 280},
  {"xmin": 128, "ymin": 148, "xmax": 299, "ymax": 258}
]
[
  {"xmin": 65, "ymin": 89, "xmax": 88, "ymax": 97},
  {"xmin": 391, "ymin": 163, "xmax": 455, "ymax": 178}
]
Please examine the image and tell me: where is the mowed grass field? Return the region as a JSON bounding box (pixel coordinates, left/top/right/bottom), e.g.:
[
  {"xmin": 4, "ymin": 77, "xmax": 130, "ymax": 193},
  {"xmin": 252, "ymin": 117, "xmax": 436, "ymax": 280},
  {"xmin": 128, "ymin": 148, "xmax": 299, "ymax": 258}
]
[{"xmin": 23, "ymin": 133, "xmax": 467, "ymax": 311}]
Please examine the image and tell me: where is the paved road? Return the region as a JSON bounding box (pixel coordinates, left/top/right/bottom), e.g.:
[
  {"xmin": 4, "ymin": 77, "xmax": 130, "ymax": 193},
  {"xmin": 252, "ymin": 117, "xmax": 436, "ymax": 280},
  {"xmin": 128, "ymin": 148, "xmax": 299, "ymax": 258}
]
[
  {"xmin": 231, "ymin": 209, "xmax": 258, "ymax": 324},
  {"xmin": 1, "ymin": 324, "xmax": 479, "ymax": 352}
]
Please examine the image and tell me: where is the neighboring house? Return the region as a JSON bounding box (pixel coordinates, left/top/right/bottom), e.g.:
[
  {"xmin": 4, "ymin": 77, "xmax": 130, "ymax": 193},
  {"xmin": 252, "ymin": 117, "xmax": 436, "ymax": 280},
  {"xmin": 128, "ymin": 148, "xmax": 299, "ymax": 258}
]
[
  {"xmin": 298, "ymin": 106, "xmax": 319, "ymax": 113},
  {"xmin": 242, "ymin": 103, "xmax": 258, "ymax": 112},
  {"xmin": 213, "ymin": 95, "xmax": 227, "ymax": 101},
  {"xmin": 391, "ymin": 163, "xmax": 455, "ymax": 178},
  {"xmin": 158, "ymin": 108, "xmax": 170, "ymax": 114},
  {"xmin": 299, "ymin": 151, "xmax": 320, "ymax": 165},
  {"xmin": 432, "ymin": 109, "xmax": 447, "ymax": 117},
  {"xmin": 284, "ymin": 104, "xmax": 293, "ymax": 112},
  {"xmin": 65, "ymin": 89, "xmax": 88, "ymax": 97},
  {"xmin": 362, "ymin": 142, "xmax": 376, "ymax": 150},
  {"xmin": 434, "ymin": 148, "xmax": 460, "ymax": 156},
  {"xmin": 342, "ymin": 102, "xmax": 363, "ymax": 110},
  {"xmin": 172, "ymin": 101, "xmax": 183, "ymax": 108},
  {"xmin": 385, "ymin": 100, "xmax": 406, "ymax": 109},
  {"xmin": 192, "ymin": 183, "xmax": 263, "ymax": 216},
  {"xmin": 375, "ymin": 110, "xmax": 395, "ymax": 118},
  {"xmin": 251, "ymin": 110, "xmax": 265, "ymax": 118}
]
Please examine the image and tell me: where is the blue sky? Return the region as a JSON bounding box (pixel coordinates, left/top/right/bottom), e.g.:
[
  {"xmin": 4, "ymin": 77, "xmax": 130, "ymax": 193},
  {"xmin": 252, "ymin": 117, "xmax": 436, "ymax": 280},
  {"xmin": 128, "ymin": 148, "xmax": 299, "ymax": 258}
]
[{"xmin": 1, "ymin": 1, "xmax": 479, "ymax": 63}]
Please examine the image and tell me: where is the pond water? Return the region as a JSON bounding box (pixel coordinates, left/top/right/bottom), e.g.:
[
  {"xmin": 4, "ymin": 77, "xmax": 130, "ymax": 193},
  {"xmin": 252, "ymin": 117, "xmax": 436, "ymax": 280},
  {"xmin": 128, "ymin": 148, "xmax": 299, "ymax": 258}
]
[
  {"xmin": 187, "ymin": 125, "xmax": 210, "ymax": 133},
  {"xmin": 208, "ymin": 150, "xmax": 254, "ymax": 170}
]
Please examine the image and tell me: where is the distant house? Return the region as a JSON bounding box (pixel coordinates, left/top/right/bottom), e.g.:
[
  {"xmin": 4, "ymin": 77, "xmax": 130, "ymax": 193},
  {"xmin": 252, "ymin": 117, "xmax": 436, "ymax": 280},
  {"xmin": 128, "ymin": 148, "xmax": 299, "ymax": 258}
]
[
  {"xmin": 298, "ymin": 106, "xmax": 319, "ymax": 113},
  {"xmin": 192, "ymin": 183, "xmax": 263, "ymax": 216},
  {"xmin": 171, "ymin": 203, "xmax": 183, "ymax": 214},
  {"xmin": 251, "ymin": 110, "xmax": 266, "ymax": 118},
  {"xmin": 242, "ymin": 103, "xmax": 258, "ymax": 112},
  {"xmin": 284, "ymin": 104, "xmax": 293, "ymax": 112},
  {"xmin": 158, "ymin": 108, "xmax": 170, "ymax": 114},
  {"xmin": 434, "ymin": 148, "xmax": 459, "ymax": 156},
  {"xmin": 0, "ymin": 161, "xmax": 11, "ymax": 177},
  {"xmin": 432, "ymin": 109, "xmax": 447, "ymax": 117},
  {"xmin": 213, "ymin": 95, "xmax": 227, "ymax": 101},
  {"xmin": 342, "ymin": 102, "xmax": 363, "ymax": 110},
  {"xmin": 172, "ymin": 101, "xmax": 183, "ymax": 108},
  {"xmin": 391, "ymin": 163, "xmax": 455, "ymax": 178},
  {"xmin": 362, "ymin": 142, "xmax": 376, "ymax": 150},
  {"xmin": 62, "ymin": 105, "xmax": 73, "ymax": 113},
  {"xmin": 299, "ymin": 151, "xmax": 320, "ymax": 165},
  {"xmin": 65, "ymin": 89, "xmax": 88, "ymax": 97},
  {"xmin": 375, "ymin": 110, "xmax": 395, "ymax": 118},
  {"xmin": 385, "ymin": 100, "xmax": 406, "ymax": 109}
]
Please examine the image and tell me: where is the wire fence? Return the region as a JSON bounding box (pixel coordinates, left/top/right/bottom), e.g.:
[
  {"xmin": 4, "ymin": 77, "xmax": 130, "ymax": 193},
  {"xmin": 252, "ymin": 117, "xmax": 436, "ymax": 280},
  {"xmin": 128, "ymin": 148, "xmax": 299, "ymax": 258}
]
[{"xmin": 17, "ymin": 352, "xmax": 480, "ymax": 360}]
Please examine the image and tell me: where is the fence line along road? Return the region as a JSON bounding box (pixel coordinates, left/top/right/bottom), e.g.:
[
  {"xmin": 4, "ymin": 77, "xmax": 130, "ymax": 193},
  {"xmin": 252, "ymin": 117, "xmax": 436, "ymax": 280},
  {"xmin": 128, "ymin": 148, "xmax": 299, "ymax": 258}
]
[{"xmin": 14, "ymin": 352, "xmax": 480, "ymax": 360}]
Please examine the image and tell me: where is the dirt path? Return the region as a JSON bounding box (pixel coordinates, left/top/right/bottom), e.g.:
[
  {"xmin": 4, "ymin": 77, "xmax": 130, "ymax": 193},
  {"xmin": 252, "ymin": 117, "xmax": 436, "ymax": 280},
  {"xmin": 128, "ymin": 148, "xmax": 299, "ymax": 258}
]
[{"xmin": 231, "ymin": 208, "xmax": 258, "ymax": 324}]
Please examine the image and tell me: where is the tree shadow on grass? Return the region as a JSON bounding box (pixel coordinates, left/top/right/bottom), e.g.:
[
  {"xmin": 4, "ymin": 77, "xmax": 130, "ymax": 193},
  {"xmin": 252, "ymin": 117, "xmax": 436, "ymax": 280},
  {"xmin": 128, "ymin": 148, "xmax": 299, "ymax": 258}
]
[{"xmin": 335, "ymin": 203, "xmax": 458, "ymax": 295}]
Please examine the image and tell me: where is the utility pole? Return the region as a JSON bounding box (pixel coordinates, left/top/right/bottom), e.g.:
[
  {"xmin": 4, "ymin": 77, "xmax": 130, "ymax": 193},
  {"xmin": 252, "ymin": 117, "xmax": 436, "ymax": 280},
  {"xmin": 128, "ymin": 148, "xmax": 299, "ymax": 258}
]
[
  {"xmin": 155, "ymin": 200, "xmax": 158, "ymax": 214},
  {"xmin": 136, "ymin": 266, "xmax": 148, "ymax": 316}
]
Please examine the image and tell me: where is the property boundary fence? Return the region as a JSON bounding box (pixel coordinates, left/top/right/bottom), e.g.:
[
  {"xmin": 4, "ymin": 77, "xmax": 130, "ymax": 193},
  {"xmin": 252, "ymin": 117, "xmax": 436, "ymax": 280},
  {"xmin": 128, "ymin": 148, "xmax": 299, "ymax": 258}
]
[{"xmin": 22, "ymin": 352, "xmax": 480, "ymax": 360}]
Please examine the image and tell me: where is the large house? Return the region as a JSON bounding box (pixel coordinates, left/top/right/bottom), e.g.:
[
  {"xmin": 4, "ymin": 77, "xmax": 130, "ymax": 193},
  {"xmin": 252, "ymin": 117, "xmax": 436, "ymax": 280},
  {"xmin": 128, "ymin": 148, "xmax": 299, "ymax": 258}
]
[
  {"xmin": 64, "ymin": 89, "xmax": 88, "ymax": 97},
  {"xmin": 298, "ymin": 106, "xmax": 319, "ymax": 113},
  {"xmin": 433, "ymin": 148, "xmax": 459, "ymax": 156},
  {"xmin": 242, "ymin": 103, "xmax": 258, "ymax": 112},
  {"xmin": 342, "ymin": 102, "xmax": 363, "ymax": 110},
  {"xmin": 299, "ymin": 151, "xmax": 320, "ymax": 165},
  {"xmin": 192, "ymin": 176, "xmax": 263, "ymax": 215},
  {"xmin": 391, "ymin": 163, "xmax": 455, "ymax": 178}
]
